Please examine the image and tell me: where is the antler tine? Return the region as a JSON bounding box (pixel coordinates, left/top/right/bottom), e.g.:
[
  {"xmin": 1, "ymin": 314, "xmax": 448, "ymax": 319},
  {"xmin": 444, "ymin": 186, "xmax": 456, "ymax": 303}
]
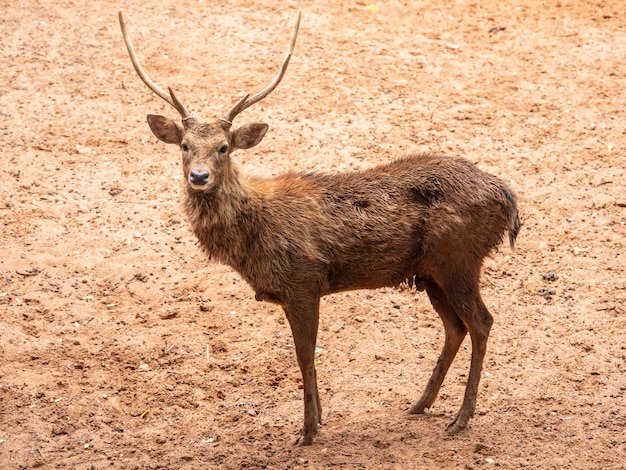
[
  {"xmin": 168, "ymin": 87, "xmax": 194, "ymax": 122},
  {"xmin": 222, "ymin": 9, "xmax": 301, "ymax": 125},
  {"xmin": 119, "ymin": 12, "xmax": 193, "ymax": 121}
]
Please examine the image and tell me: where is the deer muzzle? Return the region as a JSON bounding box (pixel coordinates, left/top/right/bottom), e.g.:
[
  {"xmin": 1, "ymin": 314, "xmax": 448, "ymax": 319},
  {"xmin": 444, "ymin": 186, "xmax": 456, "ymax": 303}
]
[{"xmin": 189, "ymin": 169, "xmax": 210, "ymax": 189}]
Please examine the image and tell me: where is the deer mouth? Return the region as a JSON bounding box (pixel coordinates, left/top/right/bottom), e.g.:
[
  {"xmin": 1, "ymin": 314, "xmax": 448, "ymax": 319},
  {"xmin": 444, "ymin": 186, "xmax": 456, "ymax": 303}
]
[{"xmin": 188, "ymin": 181, "xmax": 210, "ymax": 191}]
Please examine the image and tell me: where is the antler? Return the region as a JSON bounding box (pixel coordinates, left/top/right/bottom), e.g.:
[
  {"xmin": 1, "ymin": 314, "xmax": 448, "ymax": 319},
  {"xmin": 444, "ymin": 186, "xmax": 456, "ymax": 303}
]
[
  {"xmin": 119, "ymin": 12, "xmax": 194, "ymax": 122},
  {"xmin": 221, "ymin": 9, "xmax": 301, "ymax": 126}
]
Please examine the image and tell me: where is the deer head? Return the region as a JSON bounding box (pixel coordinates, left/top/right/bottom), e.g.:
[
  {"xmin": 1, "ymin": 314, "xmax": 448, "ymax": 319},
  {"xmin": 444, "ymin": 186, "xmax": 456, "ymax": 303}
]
[{"xmin": 119, "ymin": 11, "xmax": 301, "ymax": 191}]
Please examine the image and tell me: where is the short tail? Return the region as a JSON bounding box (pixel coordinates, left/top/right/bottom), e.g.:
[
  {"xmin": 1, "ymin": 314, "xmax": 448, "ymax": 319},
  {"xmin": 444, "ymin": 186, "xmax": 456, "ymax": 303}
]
[
  {"xmin": 509, "ymin": 209, "xmax": 520, "ymax": 250},
  {"xmin": 504, "ymin": 187, "xmax": 521, "ymax": 250}
]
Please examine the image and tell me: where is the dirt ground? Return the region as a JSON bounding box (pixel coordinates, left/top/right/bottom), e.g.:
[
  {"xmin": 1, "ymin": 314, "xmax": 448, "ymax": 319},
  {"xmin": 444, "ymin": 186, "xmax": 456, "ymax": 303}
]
[{"xmin": 1, "ymin": 0, "xmax": 625, "ymax": 468}]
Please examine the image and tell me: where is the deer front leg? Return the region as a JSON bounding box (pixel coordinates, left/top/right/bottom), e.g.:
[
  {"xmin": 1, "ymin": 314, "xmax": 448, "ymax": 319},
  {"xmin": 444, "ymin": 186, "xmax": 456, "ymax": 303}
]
[{"xmin": 283, "ymin": 295, "xmax": 322, "ymax": 445}]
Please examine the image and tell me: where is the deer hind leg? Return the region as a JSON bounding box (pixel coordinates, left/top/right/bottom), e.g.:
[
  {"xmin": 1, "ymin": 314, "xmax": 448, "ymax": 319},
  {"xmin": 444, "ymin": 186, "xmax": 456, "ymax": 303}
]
[
  {"xmin": 444, "ymin": 287, "xmax": 493, "ymax": 434},
  {"xmin": 408, "ymin": 280, "xmax": 467, "ymax": 415},
  {"xmin": 447, "ymin": 285, "xmax": 493, "ymax": 434},
  {"xmin": 283, "ymin": 296, "xmax": 322, "ymax": 446}
]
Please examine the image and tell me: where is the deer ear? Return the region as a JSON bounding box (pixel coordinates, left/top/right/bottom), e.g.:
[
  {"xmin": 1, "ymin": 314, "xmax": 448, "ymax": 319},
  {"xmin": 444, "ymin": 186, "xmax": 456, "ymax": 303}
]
[
  {"xmin": 147, "ymin": 114, "xmax": 183, "ymax": 145},
  {"xmin": 231, "ymin": 123, "xmax": 269, "ymax": 150}
]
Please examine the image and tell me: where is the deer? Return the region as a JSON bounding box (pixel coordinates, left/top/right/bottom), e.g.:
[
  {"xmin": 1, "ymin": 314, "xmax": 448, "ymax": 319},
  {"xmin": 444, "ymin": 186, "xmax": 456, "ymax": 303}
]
[{"xmin": 119, "ymin": 10, "xmax": 520, "ymax": 445}]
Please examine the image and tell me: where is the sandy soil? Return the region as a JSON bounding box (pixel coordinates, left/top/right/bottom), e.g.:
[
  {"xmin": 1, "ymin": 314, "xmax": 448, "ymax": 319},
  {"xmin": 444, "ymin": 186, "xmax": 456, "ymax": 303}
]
[{"xmin": 1, "ymin": 0, "xmax": 625, "ymax": 468}]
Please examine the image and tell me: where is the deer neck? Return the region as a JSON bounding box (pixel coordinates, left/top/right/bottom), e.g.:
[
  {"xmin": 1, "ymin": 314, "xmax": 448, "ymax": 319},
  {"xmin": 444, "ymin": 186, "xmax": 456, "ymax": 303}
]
[{"xmin": 183, "ymin": 163, "xmax": 257, "ymax": 263}]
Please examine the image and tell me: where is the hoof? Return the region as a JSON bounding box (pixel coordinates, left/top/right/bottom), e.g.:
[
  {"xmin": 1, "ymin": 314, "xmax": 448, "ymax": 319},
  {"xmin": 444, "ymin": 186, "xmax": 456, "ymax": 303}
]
[
  {"xmin": 407, "ymin": 402, "xmax": 428, "ymax": 415},
  {"xmin": 445, "ymin": 417, "xmax": 468, "ymax": 435},
  {"xmin": 293, "ymin": 425, "xmax": 318, "ymax": 446},
  {"xmin": 294, "ymin": 433, "xmax": 314, "ymax": 446}
]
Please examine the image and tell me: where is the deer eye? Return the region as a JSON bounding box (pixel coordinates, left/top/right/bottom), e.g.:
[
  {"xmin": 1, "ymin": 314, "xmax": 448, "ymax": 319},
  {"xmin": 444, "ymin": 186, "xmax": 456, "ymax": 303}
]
[
  {"xmin": 181, "ymin": 143, "xmax": 189, "ymax": 152},
  {"xmin": 219, "ymin": 144, "xmax": 229, "ymax": 154}
]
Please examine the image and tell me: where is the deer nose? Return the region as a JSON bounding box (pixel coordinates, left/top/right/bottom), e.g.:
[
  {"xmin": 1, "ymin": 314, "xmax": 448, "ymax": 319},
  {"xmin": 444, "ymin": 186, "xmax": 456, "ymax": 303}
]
[{"xmin": 189, "ymin": 169, "xmax": 209, "ymax": 186}]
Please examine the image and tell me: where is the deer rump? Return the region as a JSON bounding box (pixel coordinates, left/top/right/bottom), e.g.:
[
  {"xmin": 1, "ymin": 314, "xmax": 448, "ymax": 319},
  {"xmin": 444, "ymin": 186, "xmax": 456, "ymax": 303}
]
[{"xmin": 188, "ymin": 153, "xmax": 519, "ymax": 306}]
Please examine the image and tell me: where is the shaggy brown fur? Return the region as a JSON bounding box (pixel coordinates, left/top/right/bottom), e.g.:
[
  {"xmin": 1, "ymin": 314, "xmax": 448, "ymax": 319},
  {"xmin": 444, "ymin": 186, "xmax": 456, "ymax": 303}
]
[
  {"xmin": 185, "ymin": 153, "xmax": 519, "ymax": 304},
  {"xmin": 145, "ymin": 111, "xmax": 519, "ymax": 445}
]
